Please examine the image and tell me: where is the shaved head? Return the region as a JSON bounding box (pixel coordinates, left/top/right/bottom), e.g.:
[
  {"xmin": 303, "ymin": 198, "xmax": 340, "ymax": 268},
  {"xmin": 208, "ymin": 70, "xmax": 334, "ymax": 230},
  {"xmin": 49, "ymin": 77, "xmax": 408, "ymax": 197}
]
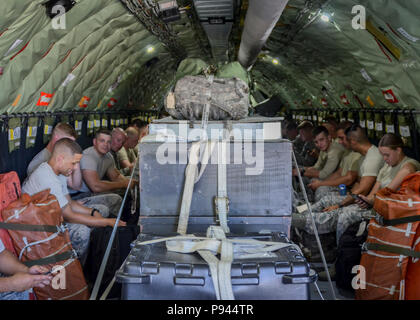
[
  {"xmin": 52, "ymin": 123, "xmax": 77, "ymax": 139},
  {"xmin": 111, "ymin": 127, "xmax": 127, "ymax": 152},
  {"xmin": 51, "ymin": 138, "xmax": 82, "ymax": 157},
  {"xmin": 345, "ymin": 124, "xmax": 369, "ymax": 144},
  {"xmin": 112, "ymin": 127, "xmax": 126, "ymax": 139},
  {"xmin": 125, "ymin": 126, "xmax": 140, "ymax": 148},
  {"xmin": 126, "ymin": 127, "xmax": 140, "ymax": 139},
  {"xmin": 50, "ymin": 138, "xmax": 82, "ymax": 177}
]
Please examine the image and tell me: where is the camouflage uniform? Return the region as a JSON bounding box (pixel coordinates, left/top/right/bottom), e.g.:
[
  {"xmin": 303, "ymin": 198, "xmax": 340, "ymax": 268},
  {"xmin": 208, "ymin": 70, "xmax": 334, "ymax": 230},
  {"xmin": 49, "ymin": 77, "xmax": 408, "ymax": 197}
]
[
  {"xmin": 335, "ymin": 204, "xmax": 374, "ymax": 242},
  {"xmin": 0, "ymin": 288, "xmax": 30, "ymax": 300},
  {"xmin": 66, "ymin": 193, "xmax": 122, "ymax": 262},
  {"xmin": 291, "ymin": 193, "xmax": 346, "ymax": 235},
  {"xmin": 293, "ymin": 136, "xmax": 305, "ymax": 157},
  {"xmin": 314, "ymin": 186, "xmax": 339, "ymax": 202},
  {"xmin": 295, "ymin": 140, "xmax": 318, "ymax": 167},
  {"xmin": 293, "ymin": 178, "xmax": 315, "ymax": 205},
  {"xmin": 292, "ymin": 192, "xmax": 374, "ymax": 245}
]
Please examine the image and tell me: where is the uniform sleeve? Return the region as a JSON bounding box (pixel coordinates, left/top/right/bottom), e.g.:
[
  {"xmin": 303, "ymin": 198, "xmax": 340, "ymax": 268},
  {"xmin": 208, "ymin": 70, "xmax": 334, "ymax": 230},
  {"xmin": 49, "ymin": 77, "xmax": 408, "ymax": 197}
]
[
  {"xmin": 107, "ymin": 154, "xmax": 116, "ymax": 170},
  {"xmin": 362, "ymin": 153, "xmax": 384, "ymax": 177},
  {"xmin": 48, "ymin": 176, "xmax": 69, "ymax": 208},
  {"xmin": 117, "ymin": 147, "xmax": 129, "ymax": 162},
  {"xmin": 59, "ymin": 175, "xmax": 69, "ymax": 197},
  {"xmin": 129, "ymin": 149, "xmax": 137, "ymax": 163},
  {"xmin": 302, "ymin": 142, "xmax": 317, "ymax": 167},
  {"xmin": 349, "ymin": 154, "xmax": 362, "ymax": 172},
  {"xmin": 312, "ymin": 152, "xmax": 324, "ymax": 171},
  {"xmin": 80, "ymin": 153, "xmax": 97, "ymax": 171},
  {"xmin": 27, "ymin": 149, "xmax": 49, "ymax": 176},
  {"xmin": 31, "ymin": 168, "xmax": 69, "ymax": 209},
  {"xmin": 318, "ymin": 147, "xmax": 343, "ymax": 180}
]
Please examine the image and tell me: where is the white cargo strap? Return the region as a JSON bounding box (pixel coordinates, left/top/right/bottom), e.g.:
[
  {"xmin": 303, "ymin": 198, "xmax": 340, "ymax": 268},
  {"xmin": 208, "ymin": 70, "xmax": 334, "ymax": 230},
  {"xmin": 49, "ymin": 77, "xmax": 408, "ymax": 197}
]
[
  {"xmin": 200, "ymin": 74, "xmax": 214, "ymax": 133},
  {"xmin": 194, "ymin": 140, "xmax": 215, "ymax": 184},
  {"xmin": 178, "ymin": 143, "xmax": 201, "ymax": 235},
  {"xmin": 177, "ymin": 75, "xmax": 215, "ymax": 235},
  {"xmin": 216, "ymin": 133, "xmax": 230, "ymax": 233},
  {"xmin": 138, "ymin": 226, "xmax": 300, "ymax": 300},
  {"xmin": 196, "ymin": 74, "xmax": 212, "ymax": 160},
  {"xmin": 199, "ymin": 226, "xmax": 233, "ymax": 300},
  {"xmin": 177, "ymin": 141, "xmax": 215, "ymax": 234},
  {"xmin": 195, "ymin": 74, "xmax": 214, "ymax": 177}
]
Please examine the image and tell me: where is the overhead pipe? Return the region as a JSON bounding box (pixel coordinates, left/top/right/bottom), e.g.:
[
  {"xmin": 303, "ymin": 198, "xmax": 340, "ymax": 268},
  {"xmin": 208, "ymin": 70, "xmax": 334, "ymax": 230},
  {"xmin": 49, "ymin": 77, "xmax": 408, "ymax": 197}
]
[{"xmin": 238, "ymin": 0, "xmax": 289, "ymax": 69}]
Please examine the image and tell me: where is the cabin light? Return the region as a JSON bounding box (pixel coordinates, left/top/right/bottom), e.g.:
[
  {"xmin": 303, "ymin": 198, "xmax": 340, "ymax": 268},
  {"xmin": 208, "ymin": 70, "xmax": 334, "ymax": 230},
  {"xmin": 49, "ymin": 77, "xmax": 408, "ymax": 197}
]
[
  {"xmin": 320, "ymin": 13, "xmax": 331, "ymax": 22},
  {"xmin": 272, "ymin": 58, "xmax": 279, "ymax": 65},
  {"xmin": 147, "ymin": 46, "xmax": 155, "ymax": 53}
]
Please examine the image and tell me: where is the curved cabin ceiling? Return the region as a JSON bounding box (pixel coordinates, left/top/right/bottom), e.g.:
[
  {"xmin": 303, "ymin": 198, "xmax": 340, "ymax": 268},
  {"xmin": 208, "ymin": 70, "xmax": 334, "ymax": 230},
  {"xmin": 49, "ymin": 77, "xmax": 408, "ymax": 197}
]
[{"xmin": 0, "ymin": 0, "xmax": 419, "ymax": 121}]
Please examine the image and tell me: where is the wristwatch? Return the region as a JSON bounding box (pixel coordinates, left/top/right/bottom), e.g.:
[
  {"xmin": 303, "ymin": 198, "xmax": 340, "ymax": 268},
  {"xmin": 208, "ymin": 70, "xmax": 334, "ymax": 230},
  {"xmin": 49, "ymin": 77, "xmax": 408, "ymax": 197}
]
[{"xmin": 91, "ymin": 208, "xmax": 99, "ymax": 216}]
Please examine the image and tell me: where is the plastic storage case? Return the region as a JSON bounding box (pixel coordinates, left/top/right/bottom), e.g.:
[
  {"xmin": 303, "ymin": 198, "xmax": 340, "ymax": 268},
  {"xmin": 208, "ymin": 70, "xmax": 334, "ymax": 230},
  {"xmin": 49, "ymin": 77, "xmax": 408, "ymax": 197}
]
[
  {"xmin": 116, "ymin": 232, "xmax": 316, "ymax": 300},
  {"xmin": 117, "ymin": 118, "xmax": 315, "ymax": 300}
]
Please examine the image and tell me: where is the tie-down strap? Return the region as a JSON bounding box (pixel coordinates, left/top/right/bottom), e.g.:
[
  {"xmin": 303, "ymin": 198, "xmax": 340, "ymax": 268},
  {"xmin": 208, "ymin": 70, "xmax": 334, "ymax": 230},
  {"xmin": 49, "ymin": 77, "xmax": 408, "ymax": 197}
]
[
  {"xmin": 0, "ymin": 222, "xmax": 65, "ymax": 233},
  {"xmin": 363, "ymin": 242, "xmax": 420, "ymax": 259},
  {"xmin": 374, "ymin": 212, "xmax": 420, "ymax": 226},
  {"xmin": 215, "ymin": 122, "xmax": 231, "ymax": 233},
  {"xmin": 177, "ymin": 139, "xmax": 231, "ymax": 235},
  {"xmin": 23, "ymin": 249, "xmax": 78, "ymax": 268},
  {"xmin": 138, "ymin": 226, "xmax": 301, "ymax": 300},
  {"xmin": 0, "ymin": 221, "xmax": 68, "ymax": 260},
  {"xmin": 177, "ymin": 141, "xmax": 216, "ymax": 234}
]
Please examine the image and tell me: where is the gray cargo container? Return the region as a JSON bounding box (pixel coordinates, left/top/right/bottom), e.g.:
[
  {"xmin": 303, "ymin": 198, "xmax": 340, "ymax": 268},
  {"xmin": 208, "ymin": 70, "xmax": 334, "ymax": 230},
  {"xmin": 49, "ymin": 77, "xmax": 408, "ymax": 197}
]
[{"xmin": 138, "ymin": 131, "xmax": 293, "ymax": 236}]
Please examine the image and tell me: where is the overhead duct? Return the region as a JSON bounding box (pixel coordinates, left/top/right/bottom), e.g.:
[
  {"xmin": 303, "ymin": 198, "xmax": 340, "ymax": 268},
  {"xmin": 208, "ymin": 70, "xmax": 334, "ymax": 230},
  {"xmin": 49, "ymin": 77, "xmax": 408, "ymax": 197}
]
[
  {"xmin": 193, "ymin": 0, "xmax": 235, "ymax": 62},
  {"xmin": 238, "ymin": 0, "xmax": 289, "ymax": 69}
]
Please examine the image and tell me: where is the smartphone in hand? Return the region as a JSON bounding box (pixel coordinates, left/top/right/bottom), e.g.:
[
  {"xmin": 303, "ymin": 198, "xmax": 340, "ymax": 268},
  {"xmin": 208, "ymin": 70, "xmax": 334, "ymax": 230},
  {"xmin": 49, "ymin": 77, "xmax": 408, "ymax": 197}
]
[{"xmin": 351, "ymin": 194, "xmax": 372, "ymax": 208}]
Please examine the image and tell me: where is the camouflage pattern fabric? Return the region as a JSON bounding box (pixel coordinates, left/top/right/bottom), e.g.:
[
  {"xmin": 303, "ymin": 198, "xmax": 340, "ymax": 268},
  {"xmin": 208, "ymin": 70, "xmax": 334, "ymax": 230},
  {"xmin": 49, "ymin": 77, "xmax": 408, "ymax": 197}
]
[
  {"xmin": 314, "ymin": 186, "xmax": 339, "ymax": 202},
  {"xmin": 292, "ymin": 193, "xmax": 374, "ymax": 244},
  {"xmin": 0, "ymin": 288, "xmax": 29, "ymax": 300},
  {"xmin": 294, "ymin": 140, "xmax": 318, "ymax": 167},
  {"xmin": 293, "ymin": 137, "xmax": 305, "ymax": 156},
  {"xmin": 165, "ymin": 75, "xmax": 249, "ymax": 120},
  {"xmin": 66, "ymin": 193, "xmax": 121, "ymax": 262}
]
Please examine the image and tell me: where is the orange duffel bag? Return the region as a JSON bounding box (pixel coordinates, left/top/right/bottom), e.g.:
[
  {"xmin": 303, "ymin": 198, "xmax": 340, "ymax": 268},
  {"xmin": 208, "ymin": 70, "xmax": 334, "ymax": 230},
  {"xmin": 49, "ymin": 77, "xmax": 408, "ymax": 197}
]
[
  {"xmin": 356, "ymin": 173, "xmax": 420, "ymax": 300},
  {"xmin": 0, "ymin": 189, "xmax": 89, "ymax": 300},
  {"xmin": 405, "ymin": 224, "xmax": 420, "ymax": 300},
  {"xmin": 0, "ymin": 171, "xmax": 21, "ymax": 256}
]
